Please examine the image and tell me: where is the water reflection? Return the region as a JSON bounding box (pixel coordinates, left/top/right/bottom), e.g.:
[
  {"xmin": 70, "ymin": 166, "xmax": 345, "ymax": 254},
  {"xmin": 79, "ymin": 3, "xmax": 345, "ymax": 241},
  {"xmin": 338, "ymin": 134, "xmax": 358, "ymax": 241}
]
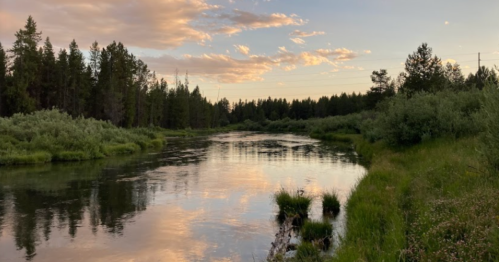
[{"xmin": 0, "ymin": 132, "xmax": 366, "ymax": 261}]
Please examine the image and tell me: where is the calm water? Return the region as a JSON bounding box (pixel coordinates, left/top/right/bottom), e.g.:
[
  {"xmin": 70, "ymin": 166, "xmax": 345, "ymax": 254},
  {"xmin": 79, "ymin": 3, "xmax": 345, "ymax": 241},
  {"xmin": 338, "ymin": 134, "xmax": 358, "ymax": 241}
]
[{"xmin": 0, "ymin": 132, "xmax": 366, "ymax": 262}]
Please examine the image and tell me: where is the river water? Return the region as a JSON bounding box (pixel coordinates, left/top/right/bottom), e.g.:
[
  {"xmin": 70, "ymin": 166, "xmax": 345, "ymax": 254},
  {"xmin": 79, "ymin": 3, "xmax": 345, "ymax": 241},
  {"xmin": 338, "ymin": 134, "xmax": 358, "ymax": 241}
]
[{"xmin": 0, "ymin": 132, "xmax": 366, "ymax": 261}]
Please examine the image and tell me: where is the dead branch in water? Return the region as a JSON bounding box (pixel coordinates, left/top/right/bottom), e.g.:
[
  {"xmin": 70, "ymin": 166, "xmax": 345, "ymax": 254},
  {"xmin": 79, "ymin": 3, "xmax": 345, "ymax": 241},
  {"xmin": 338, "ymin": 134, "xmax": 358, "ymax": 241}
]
[{"xmin": 267, "ymin": 214, "xmax": 298, "ymax": 261}]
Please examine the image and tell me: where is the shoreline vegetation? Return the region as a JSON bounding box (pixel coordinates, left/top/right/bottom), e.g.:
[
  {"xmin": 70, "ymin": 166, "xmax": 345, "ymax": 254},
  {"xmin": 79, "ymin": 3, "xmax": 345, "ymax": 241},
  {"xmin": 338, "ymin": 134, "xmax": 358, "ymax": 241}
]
[{"xmin": 0, "ymin": 109, "xmax": 235, "ymax": 165}]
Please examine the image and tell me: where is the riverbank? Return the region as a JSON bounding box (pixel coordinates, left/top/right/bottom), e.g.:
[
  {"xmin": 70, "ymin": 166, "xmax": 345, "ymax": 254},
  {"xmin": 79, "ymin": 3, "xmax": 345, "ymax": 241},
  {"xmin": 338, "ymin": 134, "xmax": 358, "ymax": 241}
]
[
  {"xmin": 328, "ymin": 134, "xmax": 499, "ymax": 261},
  {"xmin": 0, "ymin": 110, "xmax": 237, "ymax": 166}
]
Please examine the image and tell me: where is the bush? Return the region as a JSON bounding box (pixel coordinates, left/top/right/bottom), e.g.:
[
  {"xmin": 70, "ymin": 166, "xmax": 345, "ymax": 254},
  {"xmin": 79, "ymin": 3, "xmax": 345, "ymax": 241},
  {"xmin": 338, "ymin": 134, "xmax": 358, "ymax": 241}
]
[
  {"xmin": 54, "ymin": 151, "xmax": 90, "ymax": 161},
  {"xmin": 0, "ymin": 109, "xmax": 165, "ymax": 165},
  {"xmin": 301, "ymin": 220, "xmax": 333, "ymax": 242},
  {"xmin": 274, "ymin": 189, "xmax": 312, "ymax": 218},
  {"xmin": 322, "ymin": 191, "xmax": 340, "ymax": 215},
  {"xmin": 481, "ymin": 82, "xmax": 499, "ymax": 171},
  {"xmin": 365, "ymin": 90, "xmax": 482, "ymax": 146}
]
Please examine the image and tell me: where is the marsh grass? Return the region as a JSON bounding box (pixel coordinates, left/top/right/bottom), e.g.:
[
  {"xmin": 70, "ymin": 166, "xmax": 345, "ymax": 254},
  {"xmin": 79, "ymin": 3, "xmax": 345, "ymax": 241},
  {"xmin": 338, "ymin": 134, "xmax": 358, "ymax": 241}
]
[
  {"xmin": 322, "ymin": 191, "xmax": 340, "ymax": 216},
  {"xmin": 301, "ymin": 220, "xmax": 333, "ymax": 244},
  {"xmin": 274, "ymin": 189, "xmax": 313, "ymax": 219},
  {"xmin": 295, "ymin": 242, "xmax": 322, "ymax": 261}
]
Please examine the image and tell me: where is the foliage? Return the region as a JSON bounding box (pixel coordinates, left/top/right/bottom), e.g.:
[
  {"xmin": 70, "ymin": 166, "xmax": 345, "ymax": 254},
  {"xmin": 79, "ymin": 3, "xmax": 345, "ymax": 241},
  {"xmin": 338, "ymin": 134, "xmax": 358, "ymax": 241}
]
[
  {"xmin": 322, "ymin": 191, "xmax": 340, "ymax": 215},
  {"xmin": 480, "ymin": 81, "xmax": 499, "ymax": 171},
  {"xmin": 363, "ymin": 90, "xmax": 482, "ymax": 146},
  {"xmin": 0, "ymin": 109, "xmax": 165, "ymax": 165},
  {"xmin": 274, "ymin": 189, "xmax": 312, "ymax": 218}
]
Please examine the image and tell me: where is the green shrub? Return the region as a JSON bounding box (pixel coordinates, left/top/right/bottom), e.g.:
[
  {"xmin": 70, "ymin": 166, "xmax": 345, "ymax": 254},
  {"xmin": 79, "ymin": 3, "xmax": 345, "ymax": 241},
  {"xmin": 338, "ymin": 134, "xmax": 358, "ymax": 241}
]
[
  {"xmin": 0, "ymin": 151, "xmax": 52, "ymax": 165},
  {"xmin": 366, "ymin": 90, "xmax": 482, "ymax": 146},
  {"xmin": 274, "ymin": 189, "xmax": 312, "ymax": 218},
  {"xmin": 103, "ymin": 143, "xmax": 141, "ymax": 156},
  {"xmin": 481, "ymin": 82, "xmax": 499, "ymax": 171},
  {"xmin": 54, "ymin": 151, "xmax": 90, "ymax": 161},
  {"xmin": 0, "ymin": 109, "xmax": 165, "ymax": 165},
  {"xmin": 322, "ymin": 191, "xmax": 340, "ymax": 215},
  {"xmin": 301, "ymin": 220, "xmax": 333, "ymax": 242}
]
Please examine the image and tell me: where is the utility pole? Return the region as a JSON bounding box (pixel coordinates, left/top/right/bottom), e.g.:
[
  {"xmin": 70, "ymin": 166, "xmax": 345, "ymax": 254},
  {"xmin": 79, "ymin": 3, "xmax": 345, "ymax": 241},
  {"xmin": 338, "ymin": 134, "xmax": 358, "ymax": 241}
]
[{"xmin": 478, "ymin": 52, "xmax": 481, "ymax": 71}]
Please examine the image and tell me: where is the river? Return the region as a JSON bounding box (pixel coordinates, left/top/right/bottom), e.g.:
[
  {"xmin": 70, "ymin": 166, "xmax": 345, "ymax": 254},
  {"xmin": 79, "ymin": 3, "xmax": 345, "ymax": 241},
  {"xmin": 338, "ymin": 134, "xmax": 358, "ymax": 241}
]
[{"xmin": 0, "ymin": 132, "xmax": 366, "ymax": 261}]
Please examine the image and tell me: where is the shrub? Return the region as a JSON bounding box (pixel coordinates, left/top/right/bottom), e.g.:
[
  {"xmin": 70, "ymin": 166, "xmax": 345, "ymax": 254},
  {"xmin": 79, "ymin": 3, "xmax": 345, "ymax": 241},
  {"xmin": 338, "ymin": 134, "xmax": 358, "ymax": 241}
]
[
  {"xmin": 274, "ymin": 189, "xmax": 312, "ymax": 218},
  {"xmin": 0, "ymin": 109, "xmax": 165, "ymax": 165},
  {"xmin": 103, "ymin": 143, "xmax": 141, "ymax": 156},
  {"xmin": 481, "ymin": 82, "xmax": 499, "ymax": 171},
  {"xmin": 54, "ymin": 151, "xmax": 90, "ymax": 161},
  {"xmin": 366, "ymin": 90, "xmax": 482, "ymax": 146},
  {"xmin": 322, "ymin": 191, "xmax": 340, "ymax": 215}
]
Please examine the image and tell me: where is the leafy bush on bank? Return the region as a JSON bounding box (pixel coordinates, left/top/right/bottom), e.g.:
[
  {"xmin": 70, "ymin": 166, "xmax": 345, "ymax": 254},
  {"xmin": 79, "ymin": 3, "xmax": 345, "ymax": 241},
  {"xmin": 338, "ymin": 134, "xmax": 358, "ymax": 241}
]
[{"xmin": 0, "ymin": 109, "xmax": 165, "ymax": 165}]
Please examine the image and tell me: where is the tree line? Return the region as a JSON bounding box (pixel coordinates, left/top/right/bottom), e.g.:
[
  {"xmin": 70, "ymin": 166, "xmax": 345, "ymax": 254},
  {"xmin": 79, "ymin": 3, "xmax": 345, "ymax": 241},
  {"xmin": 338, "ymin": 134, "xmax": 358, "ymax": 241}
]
[{"xmin": 0, "ymin": 16, "xmax": 497, "ymax": 129}]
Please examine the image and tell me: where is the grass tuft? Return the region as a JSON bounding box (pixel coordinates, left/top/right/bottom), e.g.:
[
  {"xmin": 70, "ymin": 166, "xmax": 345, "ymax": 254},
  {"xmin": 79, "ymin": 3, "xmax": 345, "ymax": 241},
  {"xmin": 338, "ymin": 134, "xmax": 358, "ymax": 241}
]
[
  {"xmin": 322, "ymin": 191, "xmax": 340, "ymax": 216},
  {"xmin": 274, "ymin": 189, "xmax": 312, "ymax": 218},
  {"xmin": 295, "ymin": 242, "xmax": 321, "ymax": 261},
  {"xmin": 301, "ymin": 220, "xmax": 333, "ymax": 243}
]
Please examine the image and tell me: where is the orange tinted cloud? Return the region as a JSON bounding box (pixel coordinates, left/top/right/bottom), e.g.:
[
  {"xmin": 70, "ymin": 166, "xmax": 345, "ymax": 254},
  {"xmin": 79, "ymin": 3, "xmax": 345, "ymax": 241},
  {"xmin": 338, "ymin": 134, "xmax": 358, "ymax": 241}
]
[
  {"xmin": 1, "ymin": 0, "xmax": 303, "ymax": 49},
  {"xmin": 142, "ymin": 47, "xmax": 359, "ymax": 83}
]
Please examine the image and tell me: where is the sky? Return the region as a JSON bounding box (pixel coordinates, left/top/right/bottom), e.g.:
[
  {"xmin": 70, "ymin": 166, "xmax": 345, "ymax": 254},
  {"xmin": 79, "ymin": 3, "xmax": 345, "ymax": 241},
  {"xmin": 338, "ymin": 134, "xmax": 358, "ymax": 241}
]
[{"xmin": 1, "ymin": 0, "xmax": 499, "ymax": 102}]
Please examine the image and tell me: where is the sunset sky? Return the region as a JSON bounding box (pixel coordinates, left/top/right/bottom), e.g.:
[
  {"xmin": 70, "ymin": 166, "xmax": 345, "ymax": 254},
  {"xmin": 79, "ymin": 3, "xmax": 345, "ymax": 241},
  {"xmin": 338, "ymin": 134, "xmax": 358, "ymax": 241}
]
[{"xmin": 1, "ymin": 0, "xmax": 499, "ymax": 102}]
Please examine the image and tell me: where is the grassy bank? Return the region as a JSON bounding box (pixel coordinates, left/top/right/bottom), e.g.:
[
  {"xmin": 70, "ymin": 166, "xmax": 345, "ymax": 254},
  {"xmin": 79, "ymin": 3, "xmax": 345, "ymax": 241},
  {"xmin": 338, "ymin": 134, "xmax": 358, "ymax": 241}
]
[
  {"xmin": 330, "ymin": 135, "xmax": 499, "ymax": 261},
  {"xmin": 0, "ymin": 110, "xmax": 236, "ymax": 166}
]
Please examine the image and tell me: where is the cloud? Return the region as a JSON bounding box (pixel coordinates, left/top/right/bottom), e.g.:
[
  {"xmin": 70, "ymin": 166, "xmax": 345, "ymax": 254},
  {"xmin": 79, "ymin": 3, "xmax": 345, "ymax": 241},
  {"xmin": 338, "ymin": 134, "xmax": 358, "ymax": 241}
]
[
  {"xmin": 1, "ymin": 0, "xmax": 219, "ymax": 49},
  {"xmin": 234, "ymin": 44, "xmax": 250, "ymax": 55},
  {"xmin": 140, "ymin": 45, "xmax": 357, "ymax": 83},
  {"xmin": 1, "ymin": 0, "xmax": 303, "ymax": 50},
  {"xmin": 142, "ymin": 47, "xmax": 359, "ymax": 83},
  {"xmin": 289, "ymin": 30, "xmax": 325, "ymax": 37},
  {"xmin": 278, "ymin": 46, "xmax": 288, "ymax": 53},
  {"xmin": 364, "ymin": 50, "xmax": 372, "ymax": 54},
  {"xmin": 290, "ymin": 38, "xmax": 305, "ymax": 45},
  {"xmin": 219, "ymin": 10, "xmax": 306, "ymax": 29},
  {"xmin": 443, "ymin": 58, "xmax": 457, "ymax": 64},
  {"xmin": 142, "ymin": 53, "xmax": 277, "ymax": 83}
]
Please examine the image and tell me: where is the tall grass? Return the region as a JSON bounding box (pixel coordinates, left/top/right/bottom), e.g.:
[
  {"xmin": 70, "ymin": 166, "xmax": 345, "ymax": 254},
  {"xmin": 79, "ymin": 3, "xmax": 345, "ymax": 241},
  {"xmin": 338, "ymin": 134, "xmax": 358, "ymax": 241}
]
[
  {"xmin": 0, "ymin": 109, "xmax": 166, "ymax": 165},
  {"xmin": 301, "ymin": 220, "xmax": 333, "ymax": 243},
  {"xmin": 331, "ymin": 136, "xmax": 499, "ymax": 261},
  {"xmin": 322, "ymin": 191, "xmax": 340, "ymax": 215},
  {"xmin": 274, "ymin": 189, "xmax": 313, "ymax": 218}
]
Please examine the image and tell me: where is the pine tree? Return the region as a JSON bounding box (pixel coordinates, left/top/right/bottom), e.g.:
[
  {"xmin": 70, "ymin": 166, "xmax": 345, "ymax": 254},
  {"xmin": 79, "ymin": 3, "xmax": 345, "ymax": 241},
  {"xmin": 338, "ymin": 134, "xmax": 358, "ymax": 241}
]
[
  {"xmin": 40, "ymin": 37, "xmax": 57, "ymax": 108},
  {"xmin": 56, "ymin": 49, "xmax": 69, "ymax": 111},
  {"xmin": 0, "ymin": 43, "xmax": 7, "ymax": 116},
  {"xmin": 7, "ymin": 16, "xmax": 42, "ymax": 115},
  {"xmin": 401, "ymin": 43, "xmax": 445, "ymax": 96}
]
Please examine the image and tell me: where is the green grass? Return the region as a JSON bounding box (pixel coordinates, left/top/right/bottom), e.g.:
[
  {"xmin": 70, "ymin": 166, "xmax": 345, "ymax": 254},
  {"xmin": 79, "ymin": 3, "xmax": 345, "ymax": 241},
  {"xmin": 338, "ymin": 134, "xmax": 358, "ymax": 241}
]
[
  {"xmin": 301, "ymin": 220, "xmax": 333, "ymax": 242},
  {"xmin": 295, "ymin": 242, "xmax": 322, "ymax": 261},
  {"xmin": 329, "ymin": 135, "xmax": 499, "ymax": 262},
  {"xmin": 322, "ymin": 191, "xmax": 340, "ymax": 215},
  {"xmin": 0, "ymin": 151, "xmax": 52, "ymax": 165},
  {"xmin": 274, "ymin": 189, "xmax": 313, "ymax": 218}
]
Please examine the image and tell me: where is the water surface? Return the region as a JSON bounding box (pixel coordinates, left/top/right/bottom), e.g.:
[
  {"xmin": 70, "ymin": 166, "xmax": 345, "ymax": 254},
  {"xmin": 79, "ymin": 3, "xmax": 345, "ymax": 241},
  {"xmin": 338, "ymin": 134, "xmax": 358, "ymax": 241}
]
[{"xmin": 0, "ymin": 132, "xmax": 366, "ymax": 261}]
